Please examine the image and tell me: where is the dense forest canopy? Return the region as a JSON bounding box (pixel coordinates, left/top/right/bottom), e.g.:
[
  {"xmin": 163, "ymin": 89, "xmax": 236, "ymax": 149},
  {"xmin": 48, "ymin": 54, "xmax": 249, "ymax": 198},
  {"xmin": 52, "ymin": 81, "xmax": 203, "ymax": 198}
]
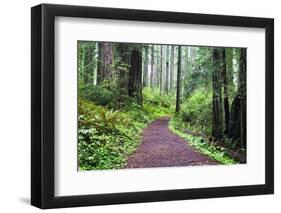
[{"xmin": 78, "ymin": 41, "xmax": 246, "ymax": 171}]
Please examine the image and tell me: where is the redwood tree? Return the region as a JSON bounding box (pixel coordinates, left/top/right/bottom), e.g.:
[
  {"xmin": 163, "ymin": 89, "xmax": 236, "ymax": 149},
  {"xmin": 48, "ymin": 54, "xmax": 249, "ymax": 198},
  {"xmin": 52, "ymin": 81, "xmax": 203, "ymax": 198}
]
[
  {"xmin": 143, "ymin": 46, "xmax": 149, "ymax": 87},
  {"xmin": 165, "ymin": 45, "xmax": 170, "ymax": 93},
  {"xmin": 228, "ymin": 48, "xmax": 246, "ymax": 148},
  {"xmin": 128, "ymin": 46, "xmax": 143, "ymax": 104},
  {"xmin": 97, "ymin": 42, "xmax": 114, "ymax": 84},
  {"xmin": 160, "ymin": 46, "xmax": 164, "ymax": 95},
  {"xmin": 212, "ymin": 48, "xmax": 223, "ymax": 139},
  {"xmin": 175, "ymin": 46, "xmax": 182, "ymax": 113},
  {"xmin": 221, "ymin": 49, "xmax": 230, "ymax": 134},
  {"xmin": 239, "ymin": 49, "xmax": 246, "ymax": 148},
  {"xmin": 116, "ymin": 43, "xmax": 130, "ymax": 94},
  {"xmin": 170, "ymin": 45, "xmax": 175, "ymax": 92}
]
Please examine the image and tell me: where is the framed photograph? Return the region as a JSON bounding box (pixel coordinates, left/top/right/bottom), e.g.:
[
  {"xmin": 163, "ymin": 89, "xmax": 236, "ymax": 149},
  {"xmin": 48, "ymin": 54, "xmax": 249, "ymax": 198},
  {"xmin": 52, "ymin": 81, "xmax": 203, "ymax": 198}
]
[{"xmin": 31, "ymin": 3, "xmax": 274, "ymax": 209}]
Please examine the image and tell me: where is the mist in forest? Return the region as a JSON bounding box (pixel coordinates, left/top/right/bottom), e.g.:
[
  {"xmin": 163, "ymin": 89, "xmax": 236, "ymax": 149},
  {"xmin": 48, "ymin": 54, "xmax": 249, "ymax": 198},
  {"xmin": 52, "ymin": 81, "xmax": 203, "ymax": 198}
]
[{"xmin": 78, "ymin": 41, "xmax": 246, "ymax": 171}]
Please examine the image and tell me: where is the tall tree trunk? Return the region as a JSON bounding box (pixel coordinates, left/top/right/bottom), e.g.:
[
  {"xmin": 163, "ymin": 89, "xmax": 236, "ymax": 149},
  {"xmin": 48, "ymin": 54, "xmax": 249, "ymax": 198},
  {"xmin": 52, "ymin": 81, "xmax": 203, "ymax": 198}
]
[
  {"xmin": 143, "ymin": 46, "xmax": 149, "ymax": 87},
  {"xmin": 226, "ymin": 48, "xmax": 235, "ymax": 88},
  {"xmin": 160, "ymin": 46, "xmax": 163, "ymax": 95},
  {"xmin": 165, "ymin": 45, "xmax": 170, "ymax": 93},
  {"xmin": 116, "ymin": 43, "xmax": 130, "ymax": 95},
  {"xmin": 128, "ymin": 46, "xmax": 143, "ymax": 105},
  {"xmin": 175, "ymin": 46, "xmax": 182, "ymax": 113},
  {"xmin": 228, "ymin": 48, "xmax": 246, "ymax": 148},
  {"xmin": 150, "ymin": 45, "xmax": 154, "ymax": 87},
  {"xmin": 221, "ymin": 49, "xmax": 230, "ymax": 134},
  {"xmin": 97, "ymin": 42, "xmax": 114, "ymax": 84},
  {"xmin": 170, "ymin": 45, "xmax": 175, "ymax": 92},
  {"xmin": 228, "ymin": 95, "xmax": 240, "ymax": 141},
  {"xmin": 97, "ymin": 42, "xmax": 102, "ymax": 83},
  {"xmin": 181, "ymin": 47, "xmax": 189, "ymax": 97},
  {"xmin": 155, "ymin": 46, "xmax": 160, "ymax": 88},
  {"xmin": 156, "ymin": 46, "xmax": 160, "ymax": 88},
  {"xmin": 212, "ymin": 48, "xmax": 222, "ymax": 139},
  {"xmin": 239, "ymin": 48, "xmax": 246, "ymax": 148}
]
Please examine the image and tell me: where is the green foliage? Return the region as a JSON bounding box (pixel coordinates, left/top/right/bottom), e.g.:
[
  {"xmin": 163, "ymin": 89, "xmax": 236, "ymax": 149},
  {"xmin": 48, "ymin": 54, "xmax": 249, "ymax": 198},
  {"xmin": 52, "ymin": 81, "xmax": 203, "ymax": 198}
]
[
  {"xmin": 180, "ymin": 89, "xmax": 212, "ymax": 135},
  {"xmin": 169, "ymin": 118, "xmax": 237, "ymax": 165},
  {"xmin": 78, "ymin": 99, "xmax": 143, "ymax": 170},
  {"xmin": 79, "ymin": 82, "xmax": 134, "ymax": 109},
  {"xmin": 143, "ymin": 87, "xmax": 175, "ymax": 114},
  {"xmin": 78, "ymin": 88, "xmax": 173, "ymax": 170},
  {"xmin": 183, "ymin": 47, "xmax": 213, "ymax": 98},
  {"xmin": 78, "ymin": 41, "xmax": 98, "ymax": 85},
  {"xmin": 79, "ymin": 83, "xmax": 114, "ymax": 106},
  {"xmin": 78, "ymin": 41, "xmax": 244, "ymax": 170}
]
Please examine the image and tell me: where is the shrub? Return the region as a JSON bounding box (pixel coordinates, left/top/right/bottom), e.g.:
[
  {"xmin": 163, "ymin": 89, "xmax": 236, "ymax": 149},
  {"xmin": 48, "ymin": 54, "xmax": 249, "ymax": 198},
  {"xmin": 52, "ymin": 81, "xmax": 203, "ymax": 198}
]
[
  {"xmin": 169, "ymin": 121, "xmax": 237, "ymax": 165},
  {"xmin": 78, "ymin": 87, "xmax": 175, "ymax": 170},
  {"xmin": 79, "ymin": 82, "xmax": 134, "ymax": 109},
  {"xmin": 180, "ymin": 89, "xmax": 212, "ymax": 134},
  {"xmin": 78, "ymin": 95, "xmax": 172, "ymax": 171},
  {"xmin": 78, "ymin": 99, "xmax": 142, "ymax": 170},
  {"xmin": 79, "ymin": 83, "xmax": 115, "ymax": 106},
  {"xmin": 142, "ymin": 87, "xmax": 175, "ymax": 114}
]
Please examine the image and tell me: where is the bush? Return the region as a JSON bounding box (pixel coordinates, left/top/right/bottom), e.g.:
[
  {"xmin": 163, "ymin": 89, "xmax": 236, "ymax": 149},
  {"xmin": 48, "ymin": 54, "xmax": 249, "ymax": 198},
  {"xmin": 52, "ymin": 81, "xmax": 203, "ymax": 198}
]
[
  {"xmin": 78, "ymin": 95, "xmax": 171, "ymax": 171},
  {"xmin": 180, "ymin": 89, "xmax": 212, "ymax": 134},
  {"xmin": 79, "ymin": 82, "xmax": 134, "ymax": 109},
  {"xmin": 78, "ymin": 87, "xmax": 175, "ymax": 170},
  {"xmin": 142, "ymin": 87, "xmax": 175, "ymax": 114},
  {"xmin": 78, "ymin": 99, "xmax": 142, "ymax": 170},
  {"xmin": 169, "ymin": 121, "xmax": 237, "ymax": 165},
  {"xmin": 79, "ymin": 83, "xmax": 114, "ymax": 106}
]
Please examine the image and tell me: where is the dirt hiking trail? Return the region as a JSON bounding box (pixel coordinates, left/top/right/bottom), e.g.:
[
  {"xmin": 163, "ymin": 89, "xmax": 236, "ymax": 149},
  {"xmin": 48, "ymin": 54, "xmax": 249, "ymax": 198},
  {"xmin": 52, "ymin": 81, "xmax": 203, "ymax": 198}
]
[{"xmin": 126, "ymin": 116, "xmax": 218, "ymax": 168}]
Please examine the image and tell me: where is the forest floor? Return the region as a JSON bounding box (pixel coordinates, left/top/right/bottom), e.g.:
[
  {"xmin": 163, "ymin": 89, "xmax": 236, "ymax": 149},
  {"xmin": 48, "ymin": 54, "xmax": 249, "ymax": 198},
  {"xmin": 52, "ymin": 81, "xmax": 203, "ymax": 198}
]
[{"xmin": 125, "ymin": 116, "xmax": 218, "ymax": 168}]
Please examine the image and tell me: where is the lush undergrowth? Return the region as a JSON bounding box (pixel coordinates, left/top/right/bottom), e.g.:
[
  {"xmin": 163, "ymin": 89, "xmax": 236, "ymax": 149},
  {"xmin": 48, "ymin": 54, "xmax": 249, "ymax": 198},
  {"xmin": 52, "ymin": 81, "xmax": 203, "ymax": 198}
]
[
  {"xmin": 180, "ymin": 89, "xmax": 212, "ymax": 135},
  {"xmin": 78, "ymin": 87, "xmax": 173, "ymax": 171},
  {"xmin": 169, "ymin": 116, "xmax": 237, "ymax": 165}
]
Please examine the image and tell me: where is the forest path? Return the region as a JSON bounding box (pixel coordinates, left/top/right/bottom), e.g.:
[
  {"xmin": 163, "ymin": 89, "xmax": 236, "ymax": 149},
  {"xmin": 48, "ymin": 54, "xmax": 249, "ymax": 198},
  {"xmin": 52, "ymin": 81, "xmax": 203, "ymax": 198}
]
[{"xmin": 125, "ymin": 116, "xmax": 218, "ymax": 168}]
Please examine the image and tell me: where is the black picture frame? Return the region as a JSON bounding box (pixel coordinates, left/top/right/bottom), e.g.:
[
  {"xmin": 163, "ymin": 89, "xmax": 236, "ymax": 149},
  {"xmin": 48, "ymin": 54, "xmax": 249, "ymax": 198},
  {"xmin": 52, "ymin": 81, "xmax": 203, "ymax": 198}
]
[{"xmin": 31, "ymin": 3, "xmax": 274, "ymax": 209}]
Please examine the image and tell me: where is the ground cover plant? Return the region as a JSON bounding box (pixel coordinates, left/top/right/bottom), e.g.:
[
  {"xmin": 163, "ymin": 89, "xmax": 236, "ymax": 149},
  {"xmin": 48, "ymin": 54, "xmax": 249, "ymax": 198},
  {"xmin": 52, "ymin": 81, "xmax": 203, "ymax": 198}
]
[{"xmin": 78, "ymin": 41, "xmax": 246, "ymax": 170}]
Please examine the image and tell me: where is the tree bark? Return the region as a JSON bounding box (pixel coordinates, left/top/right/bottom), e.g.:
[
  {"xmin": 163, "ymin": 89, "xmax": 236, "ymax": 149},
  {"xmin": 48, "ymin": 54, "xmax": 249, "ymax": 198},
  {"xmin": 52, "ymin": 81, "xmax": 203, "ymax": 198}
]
[
  {"xmin": 212, "ymin": 48, "xmax": 223, "ymax": 139},
  {"xmin": 228, "ymin": 48, "xmax": 246, "ymax": 148},
  {"xmin": 165, "ymin": 45, "xmax": 170, "ymax": 93},
  {"xmin": 175, "ymin": 46, "xmax": 182, "ymax": 113},
  {"xmin": 97, "ymin": 42, "xmax": 114, "ymax": 84},
  {"xmin": 150, "ymin": 45, "xmax": 154, "ymax": 87},
  {"xmin": 116, "ymin": 43, "xmax": 130, "ymax": 94},
  {"xmin": 128, "ymin": 46, "xmax": 143, "ymax": 105},
  {"xmin": 156, "ymin": 46, "xmax": 160, "ymax": 88},
  {"xmin": 143, "ymin": 46, "xmax": 149, "ymax": 87},
  {"xmin": 221, "ymin": 49, "xmax": 230, "ymax": 134},
  {"xmin": 160, "ymin": 46, "xmax": 163, "ymax": 95},
  {"xmin": 170, "ymin": 45, "xmax": 175, "ymax": 92},
  {"xmin": 228, "ymin": 95, "xmax": 241, "ymax": 141},
  {"xmin": 226, "ymin": 48, "xmax": 234, "ymax": 88},
  {"xmin": 239, "ymin": 48, "xmax": 246, "ymax": 148},
  {"xmin": 181, "ymin": 47, "xmax": 189, "ymax": 97}
]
